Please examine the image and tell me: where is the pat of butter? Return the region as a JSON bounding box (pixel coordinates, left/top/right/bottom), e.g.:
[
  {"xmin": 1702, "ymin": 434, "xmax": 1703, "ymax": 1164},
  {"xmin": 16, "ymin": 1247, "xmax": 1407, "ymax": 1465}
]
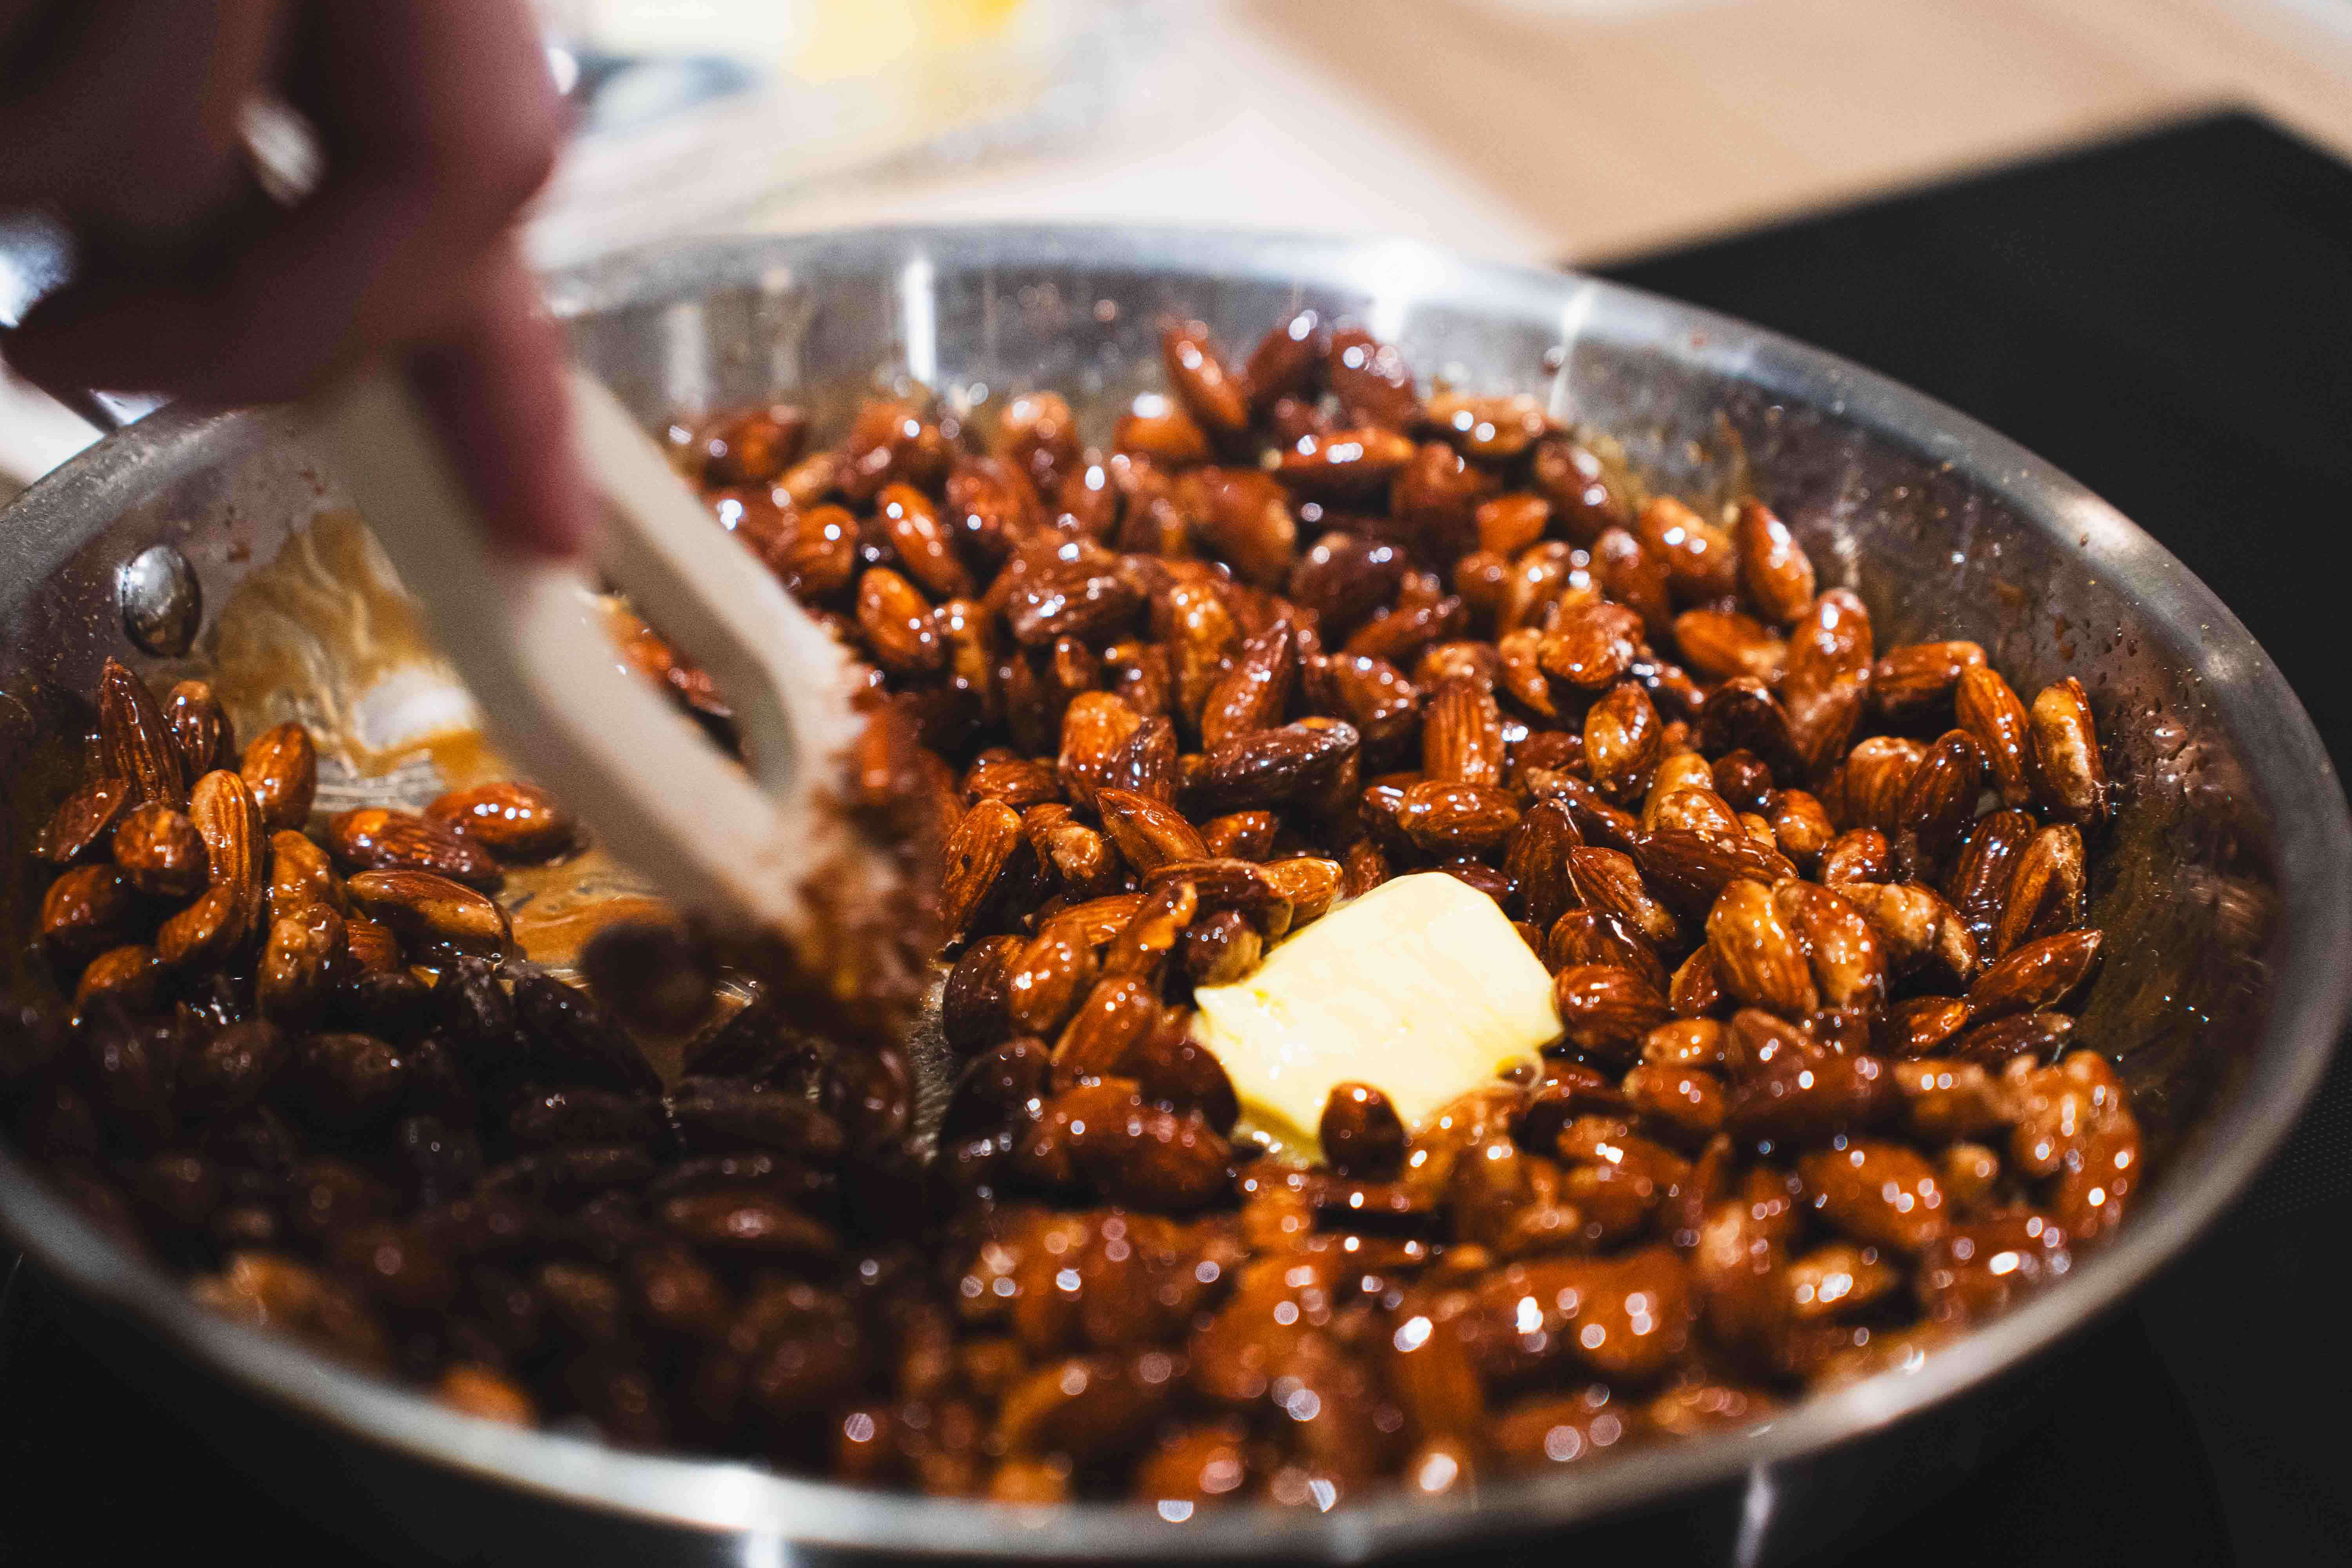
[{"xmin": 1191, "ymin": 872, "xmax": 1560, "ymax": 1158}]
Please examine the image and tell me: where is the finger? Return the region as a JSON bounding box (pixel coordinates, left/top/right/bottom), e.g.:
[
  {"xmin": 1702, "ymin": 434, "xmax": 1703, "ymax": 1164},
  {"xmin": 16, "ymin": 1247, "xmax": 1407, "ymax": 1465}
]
[
  {"xmin": 2, "ymin": 0, "xmax": 561, "ymax": 403},
  {"xmin": 406, "ymin": 241, "xmax": 592, "ymax": 560},
  {"xmin": 0, "ymin": 0, "xmax": 290, "ymax": 233}
]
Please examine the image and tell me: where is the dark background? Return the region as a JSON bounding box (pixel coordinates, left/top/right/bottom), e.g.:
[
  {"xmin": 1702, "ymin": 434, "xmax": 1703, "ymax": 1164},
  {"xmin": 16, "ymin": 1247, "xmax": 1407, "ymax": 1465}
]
[{"xmin": 4, "ymin": 109, "xmax": 2348, "ymax": 1566}]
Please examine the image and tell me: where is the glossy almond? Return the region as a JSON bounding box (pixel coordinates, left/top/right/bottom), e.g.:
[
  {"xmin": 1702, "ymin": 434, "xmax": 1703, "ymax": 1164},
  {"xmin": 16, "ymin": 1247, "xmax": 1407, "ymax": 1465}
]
[
  {"xmin": 1706, "ymin": 879, "xmax": 1819, "ymax": 1020},
  {"xmin": 1504, "ymin": 800, "xmax": 1583, "ymax": 933},
  {"xmin": 1397, "ymin": 780, "xmax": 1521, "ymax": 856},
  {"xmin": 39, "ymin": 864, "xmax": 136, "ymax": 959},
  {"xmin": 1259, "ymin": 857, "xmax": 1344, "ymax": 926},
  {"xmin": 1894, "ymin": 730, "xmax": 1985, "ymax": 871},
  {"xmin": 163, "ymin": 679, "xmax": 232, "ymax": 777},
  {"xmin": 1421, "ymin": 676, "xmax": 1505, "ymax": 787},
  {"xmin": 36, "ymin": 775, "xmax": 131, "ymax": 864},
  {"xmin": 2028, "ymin": 677, "xmax": 2109, "ymax": 829},
  {"xmin": 1944, "ymin": 809, "xmax": 2035, "ymax": 948},
  {"xmin": 258, "ymin": 903, "xmax": 347, "ymax": 1024},
  {"xmin": 1798, "ymin": 1142, "xmax": 1949, "ymax": 1255},
  {"xmin": 1870, "ymin": 641, "xmax": 1985, "ymax": 724},
  {"xmin": 1841, "ymin": 881, "xmax": 1978, "ymax": 987},
  {"xmin": 1733, "ymin": 499, "xmax": 1816, "ymax": 626},
  {"xmin": 1584, "ymin": 682, "xmax": 1662, "ymax": 803},
  {"xmin": 1179, "ymin": 468, "xmax": 1297, "ymax": 590},
  {"xmin": 266, "ymin": 829, "xmax": 346, "ymax": 927},
  {"xmin": 1966, "ymin": 929, "xmax": 2103, "ymax": 1021},
  {"xmin": 1198, "ymin": 618, "xmax": 1296, "ymax": 748},
  {"xmin": 1553, "ymin": 964, "xmax": 1670, "ymax": 1062},
  {"xmin": 112, "ymin": 803, "xmax": 208, "ymax": 899},
  {"xmin": 424, "ymin": 781, "xmax": 577, "ymax": 863},
  {"xmin": 940, "ymin": 799, "xmax": 1025, "ymax": 938},
  {"xmin": 1773, "ymin": 880, "xmax": 1887, "ymax": 1011},
  {"xmin": 98, "ymin": 658, "xmax": 187, "ymax": 810},
  {"xmin": 346, "ymin": 869, "xmax": 511, "ymax": 955},
  {"xmin": 1636, "ymin": 495, "xmax": 1738, "ymax": 602},
  {"xmin": 1953, "ymin": 665, "xmax": 2033, "ymax": 807},
  {"xmin": 327, "ymin": 808, "xmax": 503, "ymax": 891},
  {"xmin": 239, "ymin": 722, "xmax": 318, "ymax": 832},
  {"xmin": 74, "ymin": 943, "xmax": 164, "ymax": 1008},
  {"xmin": 856, "ymin": 566, "xmax": 947, "ymax": 676},
  {"xmin": 1992, "ymin": 823, "xmax": 2087, "ymax": 957},
  {"xmin": 1673, "ymin": 608, "xmax": 1788, "ymax": 686},
  {"xmin": 1565, "ymin": 846, "xmax": 1680, "ymax": 950},
  {"xmin": 1538, "ymin": 600, "xmax": 1642, "ymax": 691},
  {"xmin": 1194, "ymin": 718, "xmax": 1360, "ymax": 814},
  {"xmin": 189, "ymin": 769, "xmax": 265, "ymax": 943}
]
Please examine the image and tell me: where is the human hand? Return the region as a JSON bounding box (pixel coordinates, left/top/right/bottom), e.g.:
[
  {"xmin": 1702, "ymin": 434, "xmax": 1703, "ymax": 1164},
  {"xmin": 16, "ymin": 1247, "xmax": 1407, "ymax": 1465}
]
[{"xmin": 0, "ymin": 0, "xmax": 587, "ymax": 555}]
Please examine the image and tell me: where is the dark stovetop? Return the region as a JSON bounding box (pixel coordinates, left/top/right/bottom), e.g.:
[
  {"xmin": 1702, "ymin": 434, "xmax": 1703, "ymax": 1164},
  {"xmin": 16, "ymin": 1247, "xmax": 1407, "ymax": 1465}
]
[{"xmin": 4, "ymin": 107, "xmax": 2350, "ymax": 1567}]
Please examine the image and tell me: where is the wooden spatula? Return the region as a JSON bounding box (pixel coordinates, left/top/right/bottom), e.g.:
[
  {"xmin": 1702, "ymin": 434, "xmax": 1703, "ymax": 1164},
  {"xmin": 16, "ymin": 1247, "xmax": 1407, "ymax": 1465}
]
[{"xmin": 307, "ymin": 366, "xmax": 931, "ymax": 1035}]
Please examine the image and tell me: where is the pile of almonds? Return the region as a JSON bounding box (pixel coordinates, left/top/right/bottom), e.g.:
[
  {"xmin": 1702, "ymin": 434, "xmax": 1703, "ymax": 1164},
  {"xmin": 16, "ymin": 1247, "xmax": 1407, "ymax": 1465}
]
[{"xmin": 2, "ymin": 311, "xmax": 2141, "ymax": 1509}]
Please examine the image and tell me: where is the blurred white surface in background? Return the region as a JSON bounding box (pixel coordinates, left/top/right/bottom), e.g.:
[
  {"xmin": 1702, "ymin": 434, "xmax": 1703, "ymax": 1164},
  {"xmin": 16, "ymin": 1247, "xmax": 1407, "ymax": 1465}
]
[{"xmin": 8, "ymin": 0, "xmax": 2352, "ymax": 492}]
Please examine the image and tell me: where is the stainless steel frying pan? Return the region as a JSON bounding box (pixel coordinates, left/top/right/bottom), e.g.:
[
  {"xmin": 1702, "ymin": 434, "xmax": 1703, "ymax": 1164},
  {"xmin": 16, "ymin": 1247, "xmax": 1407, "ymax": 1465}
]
[{"xmin": 2, "ymin": 225, "xmax": 2346, "ymax": 1564}]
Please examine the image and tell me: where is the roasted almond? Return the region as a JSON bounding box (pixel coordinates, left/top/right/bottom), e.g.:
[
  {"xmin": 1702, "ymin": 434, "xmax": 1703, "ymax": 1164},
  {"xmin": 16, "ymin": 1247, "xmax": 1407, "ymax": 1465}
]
[
  {"xmin": 157, "ymin": 883, "xmax": 243, "ymax": 970},
  {"xmin": 1179, "ymin": 468, "xmax": 1298, "ymax": 590},
  {"xmin": 1193, "ymin": 718, "xmax": 1360, "ymax": 815},
  {"xmin": 267, "ymin": 829, "xmax": 346, "ymax": 926},
  {"xmin": 327, "ymin": 808, "xmax": 503, "ymax": 891},
  {"xmin": 163, "ymin": 679, "xmax": 232, "ymax": 777},
  {"xmin": 346, "ymin": 869, "xmax": 512, "ymax": 955},
  {"xmin": 1673, "ymin": 608, "xmax": 1788, "ymax": 686},
  {"xmin": 1421, "ymin": 676, "xmax": 1505, "ymax": 787},
  {"xmin": 1944, "ymin": 809, "xmax": 2036, "ymax": 949},
  {"xmin": 1633, "ymin": 829, "xmax": 1795, "ymax": 918},
  {"xmin": 1830, "ymin": 736, "xmax": 1927, "ymax": 836},
  {"xmin": 856, "ymin": 566, "xmax": 947, "ymax": 676},
  {"xmin": 1200, "ymin": 809, "xmax": 1280, "ymax": 861},
  {"xmin": 1840, "ymin": 881, "xmax": 1978, "ymax": 988},
  {"xmin": 98, "ymin": 658, "xmax": 187, "ymax": 810},
  {"xmin": 1894, "ymin": 730, "xmax": 1985, "ymax": 872},
  {"xmin": 2028, "ymin": 677, "xmax": 2109, "ymax": 829},
  {"xmin": 1325, "ymin": 327, "xmax": 1421, "ymax": 430},
  {"xmin": 1992, "ymin": 823, "xmax": 2087, "ymax": 957},
  {"xmin": 1706, "ymin": 879, "xmax": 1819, "ymax": 1020},
  {"xmin": 36, "ymin": 775, "xmax": 132, "ymax": 864},
  {"xmin": 1870, "ymin": 641, "xmax": 1985, "ymax": 725},
  {"xmin": 1505, "ymin": 799, "xmax": 1584, "ymax": 933},
  {"xmin": 1538, "ymin": 600, "xmax": 1643, "ymax": 691},
  {"xmin": 1565, "ymin": 845, "xmax": 1681, "ymax": 950},
  {"xmin": 1259, "ymin": 857, "xmax": 1343, "ymax": 926},
  {"xmin": 74, "ymin": 944, "xmax": 165, "ymax": 1008},
  {"xmin": 1817, "ymin": 828, "xmax": 1893, "ymax": 887},
  {"xmin": 112, "ymin": 803, "xmax": 208, "ymax": 899},
  {"xmin": 1953, "ymin": 665, "xmax": 2034, "ymax": 807},
  {"xmin": 1094, "ymin": 787, "xmax": 1208, "ymax": 874},
  {"xmin": 1198, "ymin": 618, "xmax": 1297, "ymax": 748},
  {"xmin": 1769, "ymin": 791, "xmax": 1835, "ymax": 869},
  {"xmin": 239, "ymin": 722, "xmax": 318, "ymax": 832},
  {"xmin": 1548, "ymin": 908, "xmax": 1669, "ymax": 994},
  {"xmin": 1553, "ymin": 964, "xmax": 1670, "ymax": 1062},
  {"xmin": 425, "ymin": 781, "xmax": 577, "ymax": 862},
  {"xmin": 1772, "ymin": 880, "xmax": 1887, "ymax": 1011},
  {"xmin": 1584, "ymin": 681, "xmax": 1663, "ymax": 804},
  {"xmin": 1007, "ymin": 917, "xmax": 1102, "ymax": 1037},
  {"xmin": 1733, "ymin": 499, "xmax": 1816, "ymax": 626},
  {"xmin": 342, "ymin": 914, "xmax": 403, "ymax": 974},
  {"xmin": 1636, "ymin": 495, "xmax": 1738, "ymax": 603},
  {"xmin": 258, "ymin": 904, "xmax": 348, "ymax": 1025},
  {"xmin": 1396, "ymin": 780, "xmax": 1521, "ymax": 857},
  {"xmin": 1051, "ymin": 975, "xmax": 1163, "ymax": 1089},
  {"xmin": 189, "ymin": 769, "xmax": 265, "ymax": 944},
  {"xmin": 1966, "ymin": 930, "xmax": 2102, "ymax": 1021},
  {"xmin": 39, "ymin": 864, "xmax": 136, "ymax": 960},
  {"xmin": 940, "ymin": 800, "xmax": 1025, "ymax": 938},
  {"xmin": 1427, "ymin": 392, "xmax": 1550, "ymax": 462}
]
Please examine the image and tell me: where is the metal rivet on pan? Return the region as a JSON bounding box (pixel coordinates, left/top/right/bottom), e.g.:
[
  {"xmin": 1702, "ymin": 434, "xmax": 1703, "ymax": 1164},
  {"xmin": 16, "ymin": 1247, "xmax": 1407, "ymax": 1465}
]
[{"xmin": 116, "ymin": 543, "xmax": 201, "ymax": 658}]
